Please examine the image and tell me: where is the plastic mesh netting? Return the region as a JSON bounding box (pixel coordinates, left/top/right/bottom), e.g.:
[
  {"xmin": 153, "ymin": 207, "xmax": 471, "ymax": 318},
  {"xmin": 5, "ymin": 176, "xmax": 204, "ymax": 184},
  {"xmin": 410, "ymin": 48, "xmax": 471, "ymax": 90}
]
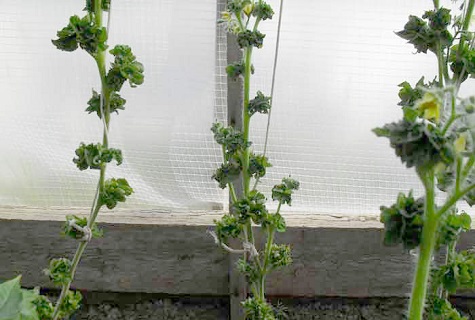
[
  {"xmin": 0, "ymin": 0, "xmax": 226, "ymax": 210},
  {"xmin": 247, "ymin": 0, "xmax": 475, "ymax": 214},
  {"xmin": 3, "ymin": 1, "xmax": 474, "ymax": 215}
]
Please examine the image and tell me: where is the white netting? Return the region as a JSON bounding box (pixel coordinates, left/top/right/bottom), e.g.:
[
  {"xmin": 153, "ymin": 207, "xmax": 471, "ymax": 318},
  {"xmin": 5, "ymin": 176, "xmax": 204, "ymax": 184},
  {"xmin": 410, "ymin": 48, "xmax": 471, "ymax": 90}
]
[
  {"xmin": 248, "ymin": 0, "xmax": 475, "ymax": 215},
  {"xmin": 2, "ymin": 1, "xmax": 474, "ymax": 215},
  {"xmin": 0, "ymin": 0, "xmax": 226, "ymax": 210}
]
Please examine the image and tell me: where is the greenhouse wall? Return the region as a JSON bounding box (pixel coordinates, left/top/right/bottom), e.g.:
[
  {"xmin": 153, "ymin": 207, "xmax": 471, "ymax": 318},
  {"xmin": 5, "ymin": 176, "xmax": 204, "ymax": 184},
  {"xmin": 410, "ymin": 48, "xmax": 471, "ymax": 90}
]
[{"xmin": 3, "ymin": 0, "xmax": 475, "ymax": 319}]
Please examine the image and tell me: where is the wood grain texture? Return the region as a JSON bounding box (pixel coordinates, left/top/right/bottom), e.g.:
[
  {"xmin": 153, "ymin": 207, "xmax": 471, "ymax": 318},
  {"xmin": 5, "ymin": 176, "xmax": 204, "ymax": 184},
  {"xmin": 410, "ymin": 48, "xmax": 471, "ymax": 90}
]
[{"xmin": 0, "ymin": 206, "xmax": 418, "ymax": 298}]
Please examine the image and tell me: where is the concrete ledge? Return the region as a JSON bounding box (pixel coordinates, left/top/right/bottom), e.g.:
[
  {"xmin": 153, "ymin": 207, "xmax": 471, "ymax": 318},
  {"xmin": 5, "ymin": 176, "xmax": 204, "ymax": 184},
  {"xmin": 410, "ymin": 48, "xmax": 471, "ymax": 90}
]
[{"xmin": 0, "ymin": 206, "xmax": 457, "ymax": 298}]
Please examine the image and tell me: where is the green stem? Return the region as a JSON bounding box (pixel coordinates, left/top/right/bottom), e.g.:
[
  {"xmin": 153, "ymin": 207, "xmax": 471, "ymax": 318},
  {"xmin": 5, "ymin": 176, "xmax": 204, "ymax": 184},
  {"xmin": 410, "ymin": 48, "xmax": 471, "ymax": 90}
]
[
  {"xmin": 441, "ymin": 89, "xmax": 456, "ymax": 135},
  {"xmin": 52, "ymin": 3, "xmax": 110, "ymax": 319},
  {"xmin": 462, "ymin": 155, "xmax": 475, "ymax": 179},
  {"xmin": 242, "ymin": 46, "xmax": 252, "ymax": 197},
  {"xmin": 436, "ymin": 182, "xmax": 475, "ymax": 217},
  {"xmin": 408, "ymin": 169, "xmax": 438, "ymax": 320}
]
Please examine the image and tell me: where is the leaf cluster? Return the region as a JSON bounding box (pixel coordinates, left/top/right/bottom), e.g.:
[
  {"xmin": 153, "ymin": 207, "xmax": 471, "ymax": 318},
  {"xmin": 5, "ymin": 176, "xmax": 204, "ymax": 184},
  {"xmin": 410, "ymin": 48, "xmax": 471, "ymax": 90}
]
[
  {"xmin": 212, "ymin": 158, "xmax": 242, "ymax": 189},
  {"xmin": 73, "ymin": 142, "xmax": 122, "ymax": 170},
  {"xmin": 242, "ymin": 297, "xmax": 276, "ymax": 320},
  {"xmin": 44, "ymin": 258, "xmax": 72, "ymax": 286},
  {"xmin": 396, "ymin": 8, "xmax": 453, "ymax": 54},
  {"xmin": 437, "ymin": 211, "xmax": 471, "ymax": 248},
  {"xmin": 373, "ymin": 120, "xmax": 454, "ymax": 169},
  {"xmin": 237, "ymin": 30, "xmax": 265, "ymax": 49},
  {"xmin": 214, "ymin": 215, "xmax": 243, "ymax": 243},
  {"xmin": 52, "ymin": 15, "xmax": 107, "ymax": 56},
  {"xmin": 211, "ymin": 123, "xmax": 250, "ymax": 157},
  {"xmin": 427, "ymin": 296, "xmax": 467, "ymax": 320},
  {"xmin": 106, "ymin": 45, "xmax": 144, "ymax": 91},
  {"xmin": 237, "ymin": 258, "xmax": 260, "ymax": 283},
  {"xmin": 226, "ymin": 61, "xmax": 254, "ymax": 80},
  {"xmin": 248, "ymin": 91, "xmax": 271, "ymax": 116},
  {"xmin": 379, "ymin": 191, "xmax": 424, "ymax": 251},
  {"xmin": 432, "ymin": 250, "xmax": 475, "ymax": 293},
  {"xmin": 86, "ymin": 90, "xmax": 126, "ymax": 118},
  {"xmin": 249, "ymin": 153, "xmax": 272, "ymax": 179},
  {"xmin": 63, "ymin": 215, "xmax": 103, "ymax": 240},
  {"xmin": 100, "ymin": 178, "xmax": 133, "ymax": 209},
  {"xmin": 268, "ymin": 244, "xmax": 292, "ymax": 269},
  {"xmin": 272, "ymin": 177, "xmax": 300, "ymax": 206}
]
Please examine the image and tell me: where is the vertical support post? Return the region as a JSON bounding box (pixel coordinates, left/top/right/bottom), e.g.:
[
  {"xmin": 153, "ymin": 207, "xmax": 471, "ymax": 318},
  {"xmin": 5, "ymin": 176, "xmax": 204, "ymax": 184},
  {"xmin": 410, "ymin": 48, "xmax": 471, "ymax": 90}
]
[
  {"xmin": 227, "ymin": 29, "xmax": 247, "ymax": 320},
  {"xmin": 216, "ymin": 1, "xmax": 246, "ymax": 318}
]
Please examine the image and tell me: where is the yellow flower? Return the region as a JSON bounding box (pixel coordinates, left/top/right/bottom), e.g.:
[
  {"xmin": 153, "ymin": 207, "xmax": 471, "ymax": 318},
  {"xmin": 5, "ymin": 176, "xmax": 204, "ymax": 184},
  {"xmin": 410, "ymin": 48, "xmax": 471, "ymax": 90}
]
[
  {"xmin": 416, "ymin": 92, "xmax": 441, "ymax": 123},
  {"xmin": 221, "ymin": 11, "xmax": 231, "ymax": 21},
  {"xmin": 243, "ymin": 3, "xmax": 254, "ymax": 17},
  {"xmin": 455, "ymin": 133, "xmax": 467, "ymax": 154}
]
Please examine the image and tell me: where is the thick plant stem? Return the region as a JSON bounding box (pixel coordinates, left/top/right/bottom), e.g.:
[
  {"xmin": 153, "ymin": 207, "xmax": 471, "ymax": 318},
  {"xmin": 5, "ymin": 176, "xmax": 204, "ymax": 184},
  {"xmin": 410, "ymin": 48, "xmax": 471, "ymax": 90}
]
[
  {"xmin": 408, "ymin": 169, "xmax": 437, "ymax": 320},
  {"xmin": 52, "ymin": 3, "xmax": 109, "ymax": 319},
  {"xmin": 242, "ymin": 46, "xmax": 253, "ymax": 198}
]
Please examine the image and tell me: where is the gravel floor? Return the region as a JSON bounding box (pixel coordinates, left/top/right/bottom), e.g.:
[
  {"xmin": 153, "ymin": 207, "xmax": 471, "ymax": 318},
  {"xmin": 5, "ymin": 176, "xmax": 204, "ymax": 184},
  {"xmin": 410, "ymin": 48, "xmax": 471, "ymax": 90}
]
[{"xmin": 72, "ymin": 296, "xmax": 411, "ymax": 320}]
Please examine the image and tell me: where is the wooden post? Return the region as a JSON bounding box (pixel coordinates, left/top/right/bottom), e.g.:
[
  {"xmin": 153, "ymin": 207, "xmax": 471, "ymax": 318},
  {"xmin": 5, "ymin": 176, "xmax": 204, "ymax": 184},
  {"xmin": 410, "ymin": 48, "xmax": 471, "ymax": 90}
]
[{"xmin": 215, "ymin": 0, "xmax": 247, "ymax": 318}]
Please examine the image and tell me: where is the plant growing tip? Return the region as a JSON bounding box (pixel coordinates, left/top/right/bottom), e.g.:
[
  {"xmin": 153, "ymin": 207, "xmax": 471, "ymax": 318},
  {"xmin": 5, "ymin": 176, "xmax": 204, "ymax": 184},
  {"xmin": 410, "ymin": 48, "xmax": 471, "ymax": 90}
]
[
  {"xmin": 0, "ymin": 1, "xmax": 144, "ymax": 319},
  {"xmin": 210, "ymin": 1, "xmax": 298, "ymax": 319},
  {"xmin": 375, "ymin": 1, "xmax": 475, "ymax": 319}
]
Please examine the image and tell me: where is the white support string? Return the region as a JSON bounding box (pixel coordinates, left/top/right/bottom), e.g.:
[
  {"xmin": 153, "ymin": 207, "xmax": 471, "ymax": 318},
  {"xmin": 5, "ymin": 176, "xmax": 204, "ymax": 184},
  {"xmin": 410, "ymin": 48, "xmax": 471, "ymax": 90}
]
[{"xmin": 262, "ymin": 0, "xmax": 284, "ymax": 157}]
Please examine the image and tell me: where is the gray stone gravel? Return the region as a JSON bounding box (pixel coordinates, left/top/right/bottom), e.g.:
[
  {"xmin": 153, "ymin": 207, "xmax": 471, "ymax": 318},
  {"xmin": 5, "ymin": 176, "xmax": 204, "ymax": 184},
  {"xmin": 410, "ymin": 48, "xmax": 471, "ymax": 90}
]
[{"xmin": 72, "ymin": 297, "xmax": 410, "ymax": 320}]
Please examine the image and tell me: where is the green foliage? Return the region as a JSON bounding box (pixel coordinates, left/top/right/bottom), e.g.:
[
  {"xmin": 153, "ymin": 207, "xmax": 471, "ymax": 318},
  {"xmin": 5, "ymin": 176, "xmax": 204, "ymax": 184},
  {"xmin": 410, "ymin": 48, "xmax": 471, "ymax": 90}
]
[
  {"xmin": 212, "ymin": 158, "xmax": 242, "ymax": 189},
  {"xmin": 100, "ymin": 178, "xmax": 133, "ymax": 209},
  {"xmin": 106, "ymin": 45, "xmax": 144, "ymax": 91},
  {"xmin": 437, "ymin": 211, "xmax": 471, "ymax": 248},
  {"xmin": 265, "ymin": 213, "xmax": 286, "ymax": 233},
  {"xmin": 57, "ymin": 291, "xmax": 82, "ymax": 320},
  {"xmin": 427, "ymin": 296, "xmax": 467, "ymax": 320},
  {"xmin": 49, "ymin": 2, "xmax": 142, "ymax": 318},
  {"xmin": 44, "ymin": 258, "xmax": 72, "ymax": 286},
  {"xmin": 248, "ymin": 91, "xmax": 271, "ymax": 116},
  {"xmin": 84, "ymin": 0, "xmax": 110, "ymax": 12},
  {"xmin": 249, "ymin": 154, "xmax": 271, "ymax": 178},
  {"xmin": 272, "ymin": 177, "xmax": 300, "ymax": 205},
  {"xmin": 32, "ymin": 295, "xmax": 54, "ymax": 320},
  {"xmin": 242, "ymin": 297, "xmax": 275, "ymax": 320},
  {"xmin": 73, "ymin": 142, "xmax": 122, "ymax": 170},
  {"xmin": 237, "ymin": 259, "xmax": 260, "ymax": 283},
  {"xmin": 52, "ymin": 15, "xmax": 107, "ymax": 56},
  {"xmin": 214, "ymin": 215, "xmax": 243, "ymax": 243},
  {"xmin": 379, "ymin": 191, "xmax": 424, "ymax": 250},
  {"xmin": 233, "ymin": 190, "xmax": 268, "ymax": 224},
  {"xmin": 0, "ymin": 276, "xmax": 41, "ymax": 320},
  {"xmin": 433, "ymin": 251, "xmax": 475, "ymax": 293},
  {"xmin": 373, "ymin": 120, "xmax": 454, "ymax": 169},
  {"xmin": 396, "ymin": 8, "xmax": 453, "ymax": 54},
  {"xmin": 449, "ymin": 43, "xmax": 475, "ymax": 82},
  {"xmin": 268, "ymin": 244, "xmax": 292, "ymax": 269},
  {"xmin": 252, "ymin": 2, "xmax": 274, "ymax": 20},
  {"xmin": 63, "ymin": 215, "xmax": 103, "ymax": 240},
  {"xmin": 86, "ymin": 90, "xmax": 126, "ymax": 118},
  {"xmin": 237, "ymin": 30, "xmax": 266, "ymax": 48},
  {"xmin": 212, "ymin": 0, "xmax": 296, "ymax": 316},
  {"xmin": 211, "ymin": 123, "xmax": 250, "ymax": 157},
  {"xmin": 226, "ymin": 61, "xmax": 254, "ymax": 80}
]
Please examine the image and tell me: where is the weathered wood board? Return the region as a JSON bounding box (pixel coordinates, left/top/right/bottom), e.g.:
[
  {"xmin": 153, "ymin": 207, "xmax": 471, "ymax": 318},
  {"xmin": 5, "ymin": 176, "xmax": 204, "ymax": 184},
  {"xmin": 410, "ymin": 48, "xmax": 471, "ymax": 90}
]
[{"xmin": 0, "ymin": 206, "xmax": 441, "ymax": 298}]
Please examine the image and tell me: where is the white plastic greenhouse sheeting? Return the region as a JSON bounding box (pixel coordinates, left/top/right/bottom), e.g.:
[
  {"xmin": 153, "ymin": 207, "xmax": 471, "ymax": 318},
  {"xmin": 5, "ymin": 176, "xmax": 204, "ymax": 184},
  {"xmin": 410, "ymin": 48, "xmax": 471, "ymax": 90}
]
[{"xmin": 0, "ymin": 1, "xmax": 473, "ymax": 214}]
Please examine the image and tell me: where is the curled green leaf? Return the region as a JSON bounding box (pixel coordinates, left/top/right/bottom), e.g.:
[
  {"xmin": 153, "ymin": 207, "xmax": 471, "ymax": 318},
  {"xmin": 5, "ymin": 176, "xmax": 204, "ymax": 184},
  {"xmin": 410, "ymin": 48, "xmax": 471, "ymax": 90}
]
[{"xmin": 100, "ymin": 178, "xmax": 133, "ymax": 209}]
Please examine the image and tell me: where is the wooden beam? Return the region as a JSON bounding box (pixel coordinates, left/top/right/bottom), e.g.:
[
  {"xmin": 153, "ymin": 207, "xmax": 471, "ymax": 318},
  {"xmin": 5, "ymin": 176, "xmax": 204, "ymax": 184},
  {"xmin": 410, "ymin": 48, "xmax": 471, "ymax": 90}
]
[{"xmin": 0, "ymin": 206, "xmax": 423, "ymax": 299}]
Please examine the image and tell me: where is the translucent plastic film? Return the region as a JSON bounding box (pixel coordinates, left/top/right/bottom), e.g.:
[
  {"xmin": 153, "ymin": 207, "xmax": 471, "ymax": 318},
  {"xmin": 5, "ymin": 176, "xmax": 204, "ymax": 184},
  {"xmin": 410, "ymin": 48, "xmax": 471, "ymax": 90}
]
[
  {"xmin": 0, "ymin": 1, "xmax": 226, "ymax": 210},
  {"xmin": 248, "ymin": 0, "xmax": 470, "ymax": 214}
]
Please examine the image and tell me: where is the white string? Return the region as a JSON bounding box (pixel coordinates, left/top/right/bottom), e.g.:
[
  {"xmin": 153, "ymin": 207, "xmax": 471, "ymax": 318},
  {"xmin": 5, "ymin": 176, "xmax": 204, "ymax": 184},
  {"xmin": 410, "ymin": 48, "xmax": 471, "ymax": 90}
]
[
  {"xmin": 207, "ymin": 230, "xmax": 258, "ymax": 256},
  {"xmin": 68, "ymin": 219, "xmax": 93, "ymax": 242},
  {"xmin": 262, "ymin": 0, "xmax": 284, "ymax": 157}
]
